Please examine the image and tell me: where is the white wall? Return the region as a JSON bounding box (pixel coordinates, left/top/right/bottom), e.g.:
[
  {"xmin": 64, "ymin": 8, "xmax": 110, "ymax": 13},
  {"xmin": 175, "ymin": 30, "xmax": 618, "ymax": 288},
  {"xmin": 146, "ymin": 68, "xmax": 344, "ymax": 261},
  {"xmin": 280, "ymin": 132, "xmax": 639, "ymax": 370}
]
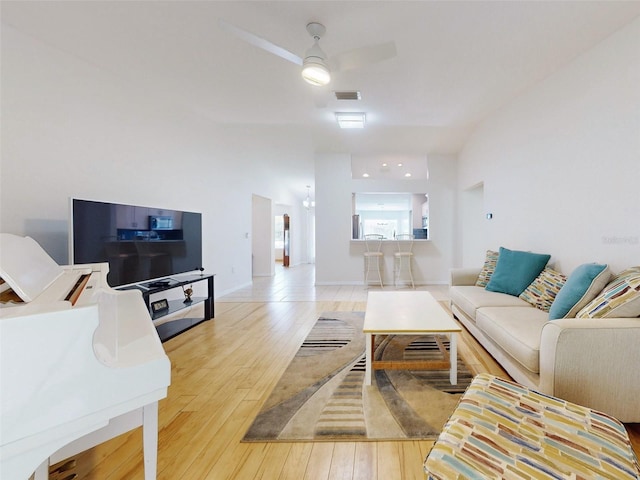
[
  {"xmin": 1, "ymin": 26, "xmax": 313, "ymax": 296},
  {"xmin": 456, "ymin": 183, "xmax": 485, "ymax": 267},
  {"xmin": 252, "ymin": 195, "xmax": 274, "ymax": 277},
  {"xmin": 457, "ymin": 17, "xmax": 640, "ymax": 274},
  {"xmin": 315, "ymin": 153, "xmax": 457, "ymax": 285}
]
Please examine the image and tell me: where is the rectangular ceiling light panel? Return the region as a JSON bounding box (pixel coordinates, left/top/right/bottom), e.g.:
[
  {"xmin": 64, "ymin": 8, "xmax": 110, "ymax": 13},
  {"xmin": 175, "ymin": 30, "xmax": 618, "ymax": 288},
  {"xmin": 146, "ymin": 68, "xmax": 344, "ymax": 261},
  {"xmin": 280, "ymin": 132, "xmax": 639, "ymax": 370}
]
[{"xmin": 336, "ymin": 112, "xmax": 366, "ymax": 129}]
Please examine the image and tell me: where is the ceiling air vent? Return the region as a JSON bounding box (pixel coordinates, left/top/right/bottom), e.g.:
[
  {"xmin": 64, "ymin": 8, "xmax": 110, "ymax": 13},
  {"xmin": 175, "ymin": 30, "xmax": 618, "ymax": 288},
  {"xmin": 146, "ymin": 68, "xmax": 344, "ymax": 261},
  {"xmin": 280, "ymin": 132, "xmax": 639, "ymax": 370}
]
[{"xmin": 334, "ymin": 91, "xmax": 361, "ymax": 101}]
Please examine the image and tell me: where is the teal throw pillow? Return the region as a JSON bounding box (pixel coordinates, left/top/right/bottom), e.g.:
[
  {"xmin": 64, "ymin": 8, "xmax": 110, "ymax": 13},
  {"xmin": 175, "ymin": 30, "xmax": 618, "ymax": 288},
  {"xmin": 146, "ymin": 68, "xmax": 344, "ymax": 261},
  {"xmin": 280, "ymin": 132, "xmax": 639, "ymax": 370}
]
[
  {"xmin": 548, "ymin": 263, "xmax": 610, "ymax": 320},
  {"xmin": 485, "ymin": 247, "xmax": 551, "ymax": 297}
]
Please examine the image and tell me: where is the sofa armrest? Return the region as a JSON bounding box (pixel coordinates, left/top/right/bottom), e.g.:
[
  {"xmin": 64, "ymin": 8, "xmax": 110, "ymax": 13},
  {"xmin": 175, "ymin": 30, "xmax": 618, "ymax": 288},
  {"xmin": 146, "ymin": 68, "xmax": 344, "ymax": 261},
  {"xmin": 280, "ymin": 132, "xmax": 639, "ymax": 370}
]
[
  {"xmin": 450, "ymin": 268, "xmax": 481, "ymax": 287},
  {"xmin": 539, "ymin": 318, "xmax": 640, "ymax": 422}
]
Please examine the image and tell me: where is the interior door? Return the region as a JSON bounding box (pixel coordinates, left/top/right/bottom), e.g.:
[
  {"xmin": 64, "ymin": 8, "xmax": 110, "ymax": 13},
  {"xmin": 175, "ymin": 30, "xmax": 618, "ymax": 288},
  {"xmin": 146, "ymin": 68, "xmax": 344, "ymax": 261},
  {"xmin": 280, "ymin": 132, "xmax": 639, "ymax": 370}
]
[{"xmin": 283, "ymin": 214, "xmax": 290, "ymax": 267}]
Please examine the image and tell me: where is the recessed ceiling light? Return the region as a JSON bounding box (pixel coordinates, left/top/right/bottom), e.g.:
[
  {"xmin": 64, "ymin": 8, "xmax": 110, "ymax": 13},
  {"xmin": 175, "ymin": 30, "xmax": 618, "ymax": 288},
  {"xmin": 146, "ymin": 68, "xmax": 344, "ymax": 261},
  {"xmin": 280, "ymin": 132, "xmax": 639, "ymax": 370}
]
[
  {"xmin": 405, "ymin": 173, "xmax": 412, "ymax": 177},
  {"xmin": 362, "ymin": 173, "xmax": 370, "ymax": 178},
  {"xmin": 397, "ymin": 163, "xmax": 403, "ymax": 167},
  {"xmin": 382, "ymin": 163, "xmax": 388, "ymax": 167},
  {"xmin": 336, "ymin": 112, "xmax": 366, "ymax": 129}
]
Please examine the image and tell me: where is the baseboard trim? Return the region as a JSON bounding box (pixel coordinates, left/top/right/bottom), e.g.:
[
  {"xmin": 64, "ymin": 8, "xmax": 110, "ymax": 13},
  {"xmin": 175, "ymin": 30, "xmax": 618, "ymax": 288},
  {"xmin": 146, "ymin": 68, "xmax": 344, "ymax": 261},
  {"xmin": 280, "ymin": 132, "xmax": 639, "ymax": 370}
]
[{"xmin": 214, "ymin": 280, "xmax": 253, "ymax": 298}]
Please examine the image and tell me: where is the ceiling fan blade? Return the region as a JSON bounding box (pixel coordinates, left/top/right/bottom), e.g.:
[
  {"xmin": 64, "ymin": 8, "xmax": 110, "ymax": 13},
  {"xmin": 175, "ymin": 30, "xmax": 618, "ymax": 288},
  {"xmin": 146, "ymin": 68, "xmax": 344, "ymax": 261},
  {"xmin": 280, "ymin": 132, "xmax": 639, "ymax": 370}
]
[
  {"xmin": 329, "ymin": 41, "xmax": 397, "ymax": 72},
  {"xmin": 218, "ymin": 19, "xmax": 303, "ymax": 66}
]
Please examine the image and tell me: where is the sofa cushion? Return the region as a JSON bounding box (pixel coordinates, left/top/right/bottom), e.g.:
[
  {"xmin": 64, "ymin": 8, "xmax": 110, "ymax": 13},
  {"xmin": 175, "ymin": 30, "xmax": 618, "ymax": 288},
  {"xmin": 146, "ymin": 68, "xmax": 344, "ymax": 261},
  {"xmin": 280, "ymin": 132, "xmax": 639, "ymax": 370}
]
[
  {"xmin": 519, "ymin": 267, "xmax": 567, "ymax": 312},
  {"xmin": 548, "ymin": 263, "xmax": 610, "ymax": 320},
  {"xmin": 450, "ymin": 286, "xmax": 532, "ymax": 322},
  {"xmin": 577, "ymin": 266, "xmax": 640, "ymax": 318},
  {"xmin": 476, "ymin": 306, "xmax": 549, "ymax": 374},
  {"xmin": 475, "ymin": 250, "xmax": 499, "ymax": 287},
  {"xmin": 485, "ymin": 247, "xmax": 551, "ymax": 297}
]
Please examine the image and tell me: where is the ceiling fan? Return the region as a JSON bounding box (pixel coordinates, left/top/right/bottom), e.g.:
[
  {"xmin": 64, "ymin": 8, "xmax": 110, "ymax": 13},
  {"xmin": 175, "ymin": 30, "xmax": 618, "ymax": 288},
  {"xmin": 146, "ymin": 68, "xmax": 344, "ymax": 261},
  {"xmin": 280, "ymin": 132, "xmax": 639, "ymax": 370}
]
[{"xmin": 218, "ymin": 19, "xmax": 397, "ymax": 87}]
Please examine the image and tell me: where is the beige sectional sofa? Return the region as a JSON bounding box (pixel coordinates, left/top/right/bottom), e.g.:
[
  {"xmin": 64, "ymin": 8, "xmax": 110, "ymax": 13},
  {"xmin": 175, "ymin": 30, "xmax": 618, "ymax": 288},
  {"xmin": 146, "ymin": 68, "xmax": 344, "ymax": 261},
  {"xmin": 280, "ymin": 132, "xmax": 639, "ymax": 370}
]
[{"xmin": 450, "ymin": 264, "xmax": 640, "ymax": 423}]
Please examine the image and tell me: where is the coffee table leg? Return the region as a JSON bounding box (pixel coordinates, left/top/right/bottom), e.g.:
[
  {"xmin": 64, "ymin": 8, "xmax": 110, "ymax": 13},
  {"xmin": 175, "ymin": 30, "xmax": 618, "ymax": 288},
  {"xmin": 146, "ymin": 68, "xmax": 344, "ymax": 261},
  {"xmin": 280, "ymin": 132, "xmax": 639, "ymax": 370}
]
[
  {"xmin": 450, "ymin": 333, "xmax": 457, "ymax": 385},
  {"xmin": 365, "ymin": 333, "xmax": 373, "ymax": 386}
]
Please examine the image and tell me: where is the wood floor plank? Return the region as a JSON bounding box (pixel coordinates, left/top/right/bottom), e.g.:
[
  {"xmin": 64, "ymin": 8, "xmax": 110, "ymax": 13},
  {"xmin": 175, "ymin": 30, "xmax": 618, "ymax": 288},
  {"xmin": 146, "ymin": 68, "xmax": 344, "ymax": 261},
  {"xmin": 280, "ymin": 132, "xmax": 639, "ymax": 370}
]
[
  {"xmin": 400, "ymin": 441, "xmax": 428, "ymax": 480},
  {"xmin": 418, "ymin": 439, "xmax": 435, "ymax": 462},
  {"xmin": 376, "ymin": 442, "xmax": 402, "ymax": 479},
  {"xmin": 175, "ymin": 396, "xmax": 256, "ymax": 479},
  {"xmin": 278, "ymin": 442, "xmax": 314, "ymax": 480},
  {"xmin": 78, "ymin": 429, "xmax": 142, "ymax": 480},
  {"xmin": 328, "ymin": 442, "xmax": 356, "ymax": 480},
  {"xmin": 244, "ymin": 442, "xmax": 292, "ymax": 480},
  {"xmin": 157, "ymin": 392, "xmax": 254, "ymax": 478},
  {"xmin": 303, "ymin": 442, "xmax": 334, "ymax": 480},
  {"xmin": 353, "ymin": 442, "xmax": 377, "ymax": 480},
  {"xmin": 206, "ymin": 441, "xmax": 258, "ymax": 480}
]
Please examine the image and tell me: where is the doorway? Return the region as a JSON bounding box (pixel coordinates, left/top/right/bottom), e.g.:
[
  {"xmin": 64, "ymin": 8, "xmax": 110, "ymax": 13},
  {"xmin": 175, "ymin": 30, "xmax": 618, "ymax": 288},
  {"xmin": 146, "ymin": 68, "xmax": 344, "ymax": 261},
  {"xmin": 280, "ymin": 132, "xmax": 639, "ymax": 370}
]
[
  {"xmin": 274, "ymin": 214, "xmax": 290, "ymax": 266},
  {"xmin": 274, "ymin": 215, "xmax": 284, "ymax": 264},
  {"xmin": 251, "ymin": 194, "xmax": 274, "ymax": 277},
  {"xmin": 283, "ymin": 214, "xmax": 290, "ymax": 267},
  {"xmin": 274, "ymin": 203, "xmax": 292, "ymax": 267}
]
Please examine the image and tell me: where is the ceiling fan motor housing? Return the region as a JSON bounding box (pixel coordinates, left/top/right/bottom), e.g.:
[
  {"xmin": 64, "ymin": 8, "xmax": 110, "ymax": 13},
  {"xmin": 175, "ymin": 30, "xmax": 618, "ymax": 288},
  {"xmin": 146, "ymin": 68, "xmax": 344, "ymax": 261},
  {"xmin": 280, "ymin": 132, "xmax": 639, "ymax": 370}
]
[
  {"xmin": 305, "ymin": 42, "xmax": 328, "ymax": 62},
  {"xmin": 306, "ymin": 22, "xmax": 326, "ymax": 40}
]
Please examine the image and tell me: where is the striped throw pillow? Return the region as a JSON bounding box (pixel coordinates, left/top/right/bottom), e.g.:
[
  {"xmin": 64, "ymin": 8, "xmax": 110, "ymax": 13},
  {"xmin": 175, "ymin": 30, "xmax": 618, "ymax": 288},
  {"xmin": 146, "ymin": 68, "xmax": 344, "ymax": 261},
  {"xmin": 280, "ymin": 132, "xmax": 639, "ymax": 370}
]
[
  {"xmin": 520, "ymin": 267, "xmax": 567, "ymax": 312},
  {"xmin": 577, "ymin": 267, "xmax": 640, "ymax": 318},
  {"xmin": 475, "ymin": 250, "xmax": 499, "ymax": 287}
]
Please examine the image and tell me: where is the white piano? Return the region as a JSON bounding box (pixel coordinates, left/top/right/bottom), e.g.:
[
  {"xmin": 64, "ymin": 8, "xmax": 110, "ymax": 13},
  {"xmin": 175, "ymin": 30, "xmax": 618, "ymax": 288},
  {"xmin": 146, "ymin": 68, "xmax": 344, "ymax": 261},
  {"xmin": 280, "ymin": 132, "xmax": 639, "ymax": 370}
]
[{"xmin": 0, "ymin": 233, "xmax": 171, "ymax": 479}]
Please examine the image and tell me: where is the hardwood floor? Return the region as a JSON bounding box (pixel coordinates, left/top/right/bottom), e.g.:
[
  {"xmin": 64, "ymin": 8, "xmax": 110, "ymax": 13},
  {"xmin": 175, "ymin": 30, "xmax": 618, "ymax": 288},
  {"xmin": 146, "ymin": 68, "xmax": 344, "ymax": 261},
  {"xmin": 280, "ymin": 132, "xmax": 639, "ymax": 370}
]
[{"xmin": 64, "ymin": 263, "xmax": 639, "ymax": 479}]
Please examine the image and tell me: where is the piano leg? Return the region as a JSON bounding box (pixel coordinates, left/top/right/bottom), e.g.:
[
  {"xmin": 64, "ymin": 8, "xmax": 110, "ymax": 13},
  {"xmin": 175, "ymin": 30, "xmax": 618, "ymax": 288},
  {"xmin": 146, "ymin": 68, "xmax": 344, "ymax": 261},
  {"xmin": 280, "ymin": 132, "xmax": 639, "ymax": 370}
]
[
  {"xmin": 142, "ymin": 402, "xmax": 159, "ymax": 480},
  {"xmin": 29, "ymin": 402, "xmax": 160, "ymax": 480}
]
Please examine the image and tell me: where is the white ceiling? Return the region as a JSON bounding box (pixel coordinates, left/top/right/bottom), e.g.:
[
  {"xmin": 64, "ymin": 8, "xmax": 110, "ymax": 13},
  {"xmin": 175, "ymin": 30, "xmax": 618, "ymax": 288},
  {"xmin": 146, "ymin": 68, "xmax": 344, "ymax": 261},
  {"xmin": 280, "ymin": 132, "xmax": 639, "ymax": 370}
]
[
  {"xmin": 351, "ymin": 154, "xmax": 430, "ymax": 180},
  {"xmin": 3, "ymin": 1, "xmax": 640, "ymax": 157}
]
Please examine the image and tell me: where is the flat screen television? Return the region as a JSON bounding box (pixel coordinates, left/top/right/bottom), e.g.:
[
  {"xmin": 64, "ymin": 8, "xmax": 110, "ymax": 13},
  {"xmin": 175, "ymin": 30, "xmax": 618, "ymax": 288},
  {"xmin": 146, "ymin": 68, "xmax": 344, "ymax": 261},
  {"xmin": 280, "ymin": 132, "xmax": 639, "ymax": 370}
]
[{"xmin": 70, "ymin": 198, "xmax": 202, "ymax": 287}]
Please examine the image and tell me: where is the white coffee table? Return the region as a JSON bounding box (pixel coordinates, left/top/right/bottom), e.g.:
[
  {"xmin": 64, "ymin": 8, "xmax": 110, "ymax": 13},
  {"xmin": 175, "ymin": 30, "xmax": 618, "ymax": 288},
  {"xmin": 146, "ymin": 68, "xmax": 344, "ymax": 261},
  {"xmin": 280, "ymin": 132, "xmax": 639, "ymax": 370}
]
[{"xmin": 363, "ymin": 291, "xmax": 462, "ymax": 386}]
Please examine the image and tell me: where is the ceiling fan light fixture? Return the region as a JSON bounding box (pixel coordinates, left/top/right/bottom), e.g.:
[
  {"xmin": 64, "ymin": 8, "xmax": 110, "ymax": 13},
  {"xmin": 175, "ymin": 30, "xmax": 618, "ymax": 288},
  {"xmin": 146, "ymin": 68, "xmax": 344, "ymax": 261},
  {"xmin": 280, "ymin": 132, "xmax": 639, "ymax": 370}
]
[
  {"xmin": 302, "ymin": 57, "xmax": 331, "ymax": 86},
  {"xmin": 219, "ymin": 20, "xmax": 398, "ymax": 90}
]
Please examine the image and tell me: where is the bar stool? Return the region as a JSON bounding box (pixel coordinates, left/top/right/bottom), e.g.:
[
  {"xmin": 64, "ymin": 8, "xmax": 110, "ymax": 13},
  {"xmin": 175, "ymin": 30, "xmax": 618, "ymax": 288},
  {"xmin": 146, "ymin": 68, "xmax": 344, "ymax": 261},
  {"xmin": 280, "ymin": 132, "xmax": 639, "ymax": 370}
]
[
  {"xmin": 363, "ymin": 234, "xmax": 384, "ymax": 288},
  {"xmin": 394, "ymin": 234, "xmax": 414, "ymax": 288}
]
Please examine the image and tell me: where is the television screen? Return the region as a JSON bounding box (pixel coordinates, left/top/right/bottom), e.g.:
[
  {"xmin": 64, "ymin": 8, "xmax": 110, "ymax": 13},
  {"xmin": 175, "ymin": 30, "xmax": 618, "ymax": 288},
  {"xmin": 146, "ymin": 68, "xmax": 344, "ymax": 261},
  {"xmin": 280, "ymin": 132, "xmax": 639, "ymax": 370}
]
[{"xmin": 70, "ymin": 198, "xmax": 202, "ymax": 287}]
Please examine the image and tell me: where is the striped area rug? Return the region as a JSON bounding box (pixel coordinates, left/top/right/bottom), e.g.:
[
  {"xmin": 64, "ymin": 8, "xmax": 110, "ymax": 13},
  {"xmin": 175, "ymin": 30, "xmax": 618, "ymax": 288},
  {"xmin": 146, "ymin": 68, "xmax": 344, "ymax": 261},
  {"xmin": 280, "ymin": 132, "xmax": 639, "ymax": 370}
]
[{"xmin": 242, "ymin": 311, "xmax": 473, "ymax": 442}]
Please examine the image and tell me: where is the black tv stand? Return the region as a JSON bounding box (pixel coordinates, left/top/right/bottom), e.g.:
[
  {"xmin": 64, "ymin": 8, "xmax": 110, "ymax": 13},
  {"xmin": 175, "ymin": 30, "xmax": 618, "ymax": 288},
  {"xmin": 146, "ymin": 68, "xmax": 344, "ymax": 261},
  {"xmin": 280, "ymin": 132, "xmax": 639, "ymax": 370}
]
[{"xmin": 119, "ymin": 273, "xmax": 215, "ymax": 342}]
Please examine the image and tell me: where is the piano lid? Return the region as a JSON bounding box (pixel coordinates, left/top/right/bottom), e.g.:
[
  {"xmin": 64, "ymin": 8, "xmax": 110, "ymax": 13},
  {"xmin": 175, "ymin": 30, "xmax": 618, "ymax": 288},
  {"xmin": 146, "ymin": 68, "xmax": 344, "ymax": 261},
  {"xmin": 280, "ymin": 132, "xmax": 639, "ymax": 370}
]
[{"xmin": 0, "ymin": 233, "xmax": 65, "ymax": 302}]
